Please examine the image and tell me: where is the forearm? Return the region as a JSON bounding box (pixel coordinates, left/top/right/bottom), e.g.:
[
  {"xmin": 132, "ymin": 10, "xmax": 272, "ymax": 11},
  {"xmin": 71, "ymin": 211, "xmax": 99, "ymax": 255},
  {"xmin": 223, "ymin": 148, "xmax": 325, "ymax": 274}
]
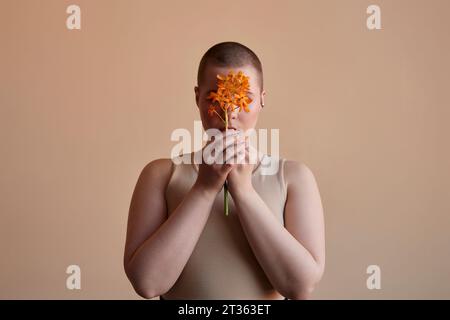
[
  {"xmin": 126, "ymin": 184, "xmax": 216, "ymax": 298},
  {"xmin": 232, "ymin": 187, "xmax": 322, "ymax": 299}
]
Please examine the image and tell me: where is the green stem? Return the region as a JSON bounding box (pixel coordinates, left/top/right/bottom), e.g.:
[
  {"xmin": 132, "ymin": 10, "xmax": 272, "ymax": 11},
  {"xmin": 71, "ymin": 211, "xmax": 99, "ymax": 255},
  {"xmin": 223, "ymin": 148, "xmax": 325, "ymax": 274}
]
[
  {"xmin": 224, "ymin": 182, "xmax": 229, "ymax": 216},
  {"xmin": 213, "ymin": 109, "xmax": 225, "ymax": 123},
  {"xmin": 224, "ymin": 109, "xmax": 229, "ymax": 216}
]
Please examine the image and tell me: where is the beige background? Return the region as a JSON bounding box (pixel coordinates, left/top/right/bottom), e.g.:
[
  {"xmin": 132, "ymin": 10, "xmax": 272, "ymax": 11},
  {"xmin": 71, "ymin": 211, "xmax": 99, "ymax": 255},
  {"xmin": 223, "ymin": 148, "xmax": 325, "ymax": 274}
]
[{"xmin": 1, "ymin": 0, "xmax": 449, "ymax": 299}]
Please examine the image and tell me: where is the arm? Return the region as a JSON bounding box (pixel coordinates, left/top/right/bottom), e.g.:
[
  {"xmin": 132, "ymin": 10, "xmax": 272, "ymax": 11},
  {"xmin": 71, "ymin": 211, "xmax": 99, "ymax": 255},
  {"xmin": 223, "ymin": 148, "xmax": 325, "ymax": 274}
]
[
  {"xmin": 229, "ymin": 161, "xmax": 325, "ymax": 300},
  {"xmin": 123, "ymin": 159, "xmax": 217, "ymax": 299},
  {"xmin": 124, "ymin": 130, "xmax": 237, "ymax": 299}
]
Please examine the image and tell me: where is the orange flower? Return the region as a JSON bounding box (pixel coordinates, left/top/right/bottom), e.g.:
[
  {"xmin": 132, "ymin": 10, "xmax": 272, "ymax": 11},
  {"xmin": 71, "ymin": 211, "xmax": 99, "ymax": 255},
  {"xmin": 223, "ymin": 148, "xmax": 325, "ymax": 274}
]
[
  {"xmin": 207, "ymin": 70, "xmax": 253, "ymax": 120},
  {"xmin": 207, "ymin": 105, "xmax": 216, "ymax": 117},
  {"xmin": 206, "ymin": 70, "xmax": 253, "ymax": 217}
]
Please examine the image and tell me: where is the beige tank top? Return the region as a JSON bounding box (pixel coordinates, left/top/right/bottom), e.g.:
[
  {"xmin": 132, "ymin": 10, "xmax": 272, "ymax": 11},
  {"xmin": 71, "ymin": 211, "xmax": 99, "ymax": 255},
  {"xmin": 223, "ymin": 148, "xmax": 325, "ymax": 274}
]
[{"xmin": 162, "ymin": 150, "xmax": 287, "ymax": 300}]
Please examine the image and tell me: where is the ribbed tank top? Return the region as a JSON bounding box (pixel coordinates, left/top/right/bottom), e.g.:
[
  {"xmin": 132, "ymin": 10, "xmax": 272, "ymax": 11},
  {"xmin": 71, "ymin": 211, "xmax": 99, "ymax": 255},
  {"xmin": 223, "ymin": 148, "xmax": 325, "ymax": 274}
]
[{"xmin": 161, "ymin": 150, "xmax": 288, "ymax": 300}]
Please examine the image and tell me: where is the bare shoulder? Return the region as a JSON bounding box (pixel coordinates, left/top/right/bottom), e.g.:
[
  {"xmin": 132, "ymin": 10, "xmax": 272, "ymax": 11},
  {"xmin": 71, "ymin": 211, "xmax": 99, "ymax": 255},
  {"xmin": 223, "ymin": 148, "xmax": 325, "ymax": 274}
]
[
  {"xmin": 124, "ymin": 158, "xmax": 174, "ymax": 267},
  {"xmin": 137, "ymin": 158, "xmax": 174, "ymax": 188},
  {"xmin": 141, "ymin": 158, "xmax": 173, "ymax": 175},
  {"xmin": 283, "ymin": 160, "xmax": 318, "ymax": 189}
]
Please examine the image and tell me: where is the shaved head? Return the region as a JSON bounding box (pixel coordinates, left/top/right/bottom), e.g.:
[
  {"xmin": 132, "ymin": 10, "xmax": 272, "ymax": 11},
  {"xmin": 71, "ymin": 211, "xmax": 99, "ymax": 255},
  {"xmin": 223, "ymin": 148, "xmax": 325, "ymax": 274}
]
[{"xmin": 197, "ymin": 42, "xmax": 264, "ymax": 91}]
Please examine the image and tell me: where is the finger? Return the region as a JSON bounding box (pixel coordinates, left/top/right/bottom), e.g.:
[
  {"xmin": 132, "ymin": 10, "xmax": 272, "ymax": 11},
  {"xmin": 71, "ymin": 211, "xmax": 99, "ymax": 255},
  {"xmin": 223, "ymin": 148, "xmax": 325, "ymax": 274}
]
[
  {"xmin": 206, "ymin": 129, "xmax": 239, "ymax": 146},
  {"xmin": 221, "ymin": 133, "xmax": 242, "ymax": 151},
  {"xmin": 233, "ymin": 143, "xmax": 255, "ymax": 165},
  {"xmin": 223, "ymin": 141, "xmax": 246, "ymax": 164},
  {"xmin": 219, "ymin": 129, "xmax": 241, "ymax": 141},
  {"xmin": 224, "ymin": 150, "xmax": 246, "ymax": 165},
  {"xmin": 203, "ymin": 132, "xmax": 240, "ymax": 164},
  {"xmin": 233, "ymin": 139, "xmax": 247, "ymax": 164},
  {"xmin": 208, "ymin": 138, "xmax": 241, "ymax": 164},
  {"xmin": 230, "ymin": 135, "xmax": 250, "ymax": 163},
  {"xmin": 246, "ymin": 143, "xmax": 259, "ymax": 164},
  {"xmin": 209, "ymin": 130, "xmax": 241, "ymax": 152}
]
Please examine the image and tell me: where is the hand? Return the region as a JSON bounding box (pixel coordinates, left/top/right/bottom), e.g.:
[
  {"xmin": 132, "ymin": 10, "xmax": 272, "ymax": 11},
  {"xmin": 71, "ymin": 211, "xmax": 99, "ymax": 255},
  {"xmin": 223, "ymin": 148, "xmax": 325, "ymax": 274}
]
[
  {"xmin": 225, "ymin": 134, "xmax": 257, "ymax": 196},
  {"xmin": 193, "ymin": 129, "xmax": 245, "ymax": 195}
]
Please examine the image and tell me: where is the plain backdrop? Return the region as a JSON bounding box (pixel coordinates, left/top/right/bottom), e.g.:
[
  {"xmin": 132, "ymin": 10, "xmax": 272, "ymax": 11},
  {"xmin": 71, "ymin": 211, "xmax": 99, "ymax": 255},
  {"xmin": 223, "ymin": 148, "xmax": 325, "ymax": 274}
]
[{"xmin": 1, "ymin": 0, "xmax": 449, "ymax": 299}]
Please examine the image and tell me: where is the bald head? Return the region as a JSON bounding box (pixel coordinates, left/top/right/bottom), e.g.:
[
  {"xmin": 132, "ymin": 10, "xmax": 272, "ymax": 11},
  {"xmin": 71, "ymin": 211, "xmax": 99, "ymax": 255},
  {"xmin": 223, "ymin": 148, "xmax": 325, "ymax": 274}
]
[{"xmin": 197, "ymin": 42, "xmax": 264, "ymax": 92}]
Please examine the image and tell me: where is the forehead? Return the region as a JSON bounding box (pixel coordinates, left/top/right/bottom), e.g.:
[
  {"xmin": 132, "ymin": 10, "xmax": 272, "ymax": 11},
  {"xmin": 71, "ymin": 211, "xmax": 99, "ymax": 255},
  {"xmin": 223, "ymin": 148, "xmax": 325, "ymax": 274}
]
[{"xmin": 201, "ymin": 64, "xmax": 260, "ymax": 92}]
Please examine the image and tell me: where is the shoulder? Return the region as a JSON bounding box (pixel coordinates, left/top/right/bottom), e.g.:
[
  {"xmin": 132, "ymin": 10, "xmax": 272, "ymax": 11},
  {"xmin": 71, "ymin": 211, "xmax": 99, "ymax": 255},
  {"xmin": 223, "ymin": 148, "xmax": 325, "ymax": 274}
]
[
  {"xmin": 141, "ymin": 158, "xmax": 174, "ymax": 173},
  {"xmin": 137, "ymin": 158, "xmax": 174, "ymax": 187},
  {"xmin": 282, "ymin": 160, "xmax": 318, "ymax": 190}
]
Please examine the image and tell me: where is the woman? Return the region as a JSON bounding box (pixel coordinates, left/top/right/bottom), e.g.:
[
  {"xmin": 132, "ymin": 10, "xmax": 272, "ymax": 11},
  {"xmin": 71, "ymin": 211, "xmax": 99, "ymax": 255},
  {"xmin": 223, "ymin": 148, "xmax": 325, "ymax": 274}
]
[{"xmin": 123, "ymin": 42, "xmax": 325, "ymax": 300}]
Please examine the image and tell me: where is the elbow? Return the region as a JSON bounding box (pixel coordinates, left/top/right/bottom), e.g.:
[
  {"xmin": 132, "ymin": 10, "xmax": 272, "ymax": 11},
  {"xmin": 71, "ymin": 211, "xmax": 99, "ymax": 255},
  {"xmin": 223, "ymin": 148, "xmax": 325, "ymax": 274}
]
[
  {"xmin": 133, "ymin": 285, "xmax": 160, "ymax": 300},
  {"xmin": 283, "ymin": 266, "xmax": 324, "ymax": 300},
  {"xmin": 127, "ymin": 273, "xmax": 164, "ymax": 300},
  {"xmin": 124, "ymin": 262, "xmax": 165, "ymax": 299},
  {"xmin": 281, "ymin": 279, "xmax": 316, "ymax": 300},
  {"xmin": 285, "ymin": 285, "xmax": 315, "ymax": 300}
]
